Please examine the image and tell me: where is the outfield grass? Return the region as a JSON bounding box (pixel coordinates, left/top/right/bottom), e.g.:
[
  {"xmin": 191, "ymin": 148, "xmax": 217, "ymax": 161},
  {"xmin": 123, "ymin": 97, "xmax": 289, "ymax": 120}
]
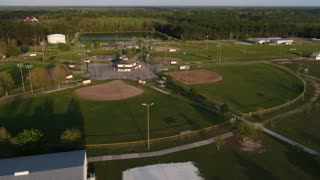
[
  {"xmin": 267, "ymin": 97, "xmax": 320, "ymax": 152},
  {"xmin": 0, "ymin": 80, "xmax": 225, "ymax": 147},
  {"xmin": 188, "ymin": 63, "xmax": 304, "ymax": 112},
  {"xmin": 152, "ymin": 41, "xmax": 320, "ymax": 62},
  {"xmin": 92, "ymin": 135, "xmax": 320, "ymax": 180}
]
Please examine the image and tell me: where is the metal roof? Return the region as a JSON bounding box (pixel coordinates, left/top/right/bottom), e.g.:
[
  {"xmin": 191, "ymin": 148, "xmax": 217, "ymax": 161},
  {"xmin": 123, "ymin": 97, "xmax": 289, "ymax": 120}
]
[{"xmin": 0, "ymin": 150, "xmax": 86, "ymax": 178}]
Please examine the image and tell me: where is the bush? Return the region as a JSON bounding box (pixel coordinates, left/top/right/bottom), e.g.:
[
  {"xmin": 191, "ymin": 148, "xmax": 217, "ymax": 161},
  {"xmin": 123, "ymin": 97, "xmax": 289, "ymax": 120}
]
[
  {"xmin": 220, "ymin": 104, "xmax": 229, "ymax": 113},
  {"xmin": 10, "ymin": 129, "xmax": 43, "ymax": 146},
  {"xmin": 0, "ymin": 127, "xmax": 11, "ymax": 142},
  {"xmin": 57, "ymin": 43, "xmax": 71, "ymax": 51},
  {"xmin": 60, "ymin": 128, "xmax": 81, "ymax": 144},
  {"xmin": 234, "ymin": 122, "xmax": 261, "ymax": 142}
]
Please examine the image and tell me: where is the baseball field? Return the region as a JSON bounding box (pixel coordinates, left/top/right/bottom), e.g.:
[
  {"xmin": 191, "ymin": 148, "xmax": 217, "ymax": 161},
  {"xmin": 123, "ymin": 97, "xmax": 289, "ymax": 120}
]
[{"xmin": 169, "ymin": 63, "xmax": 304, "ymax": 113}]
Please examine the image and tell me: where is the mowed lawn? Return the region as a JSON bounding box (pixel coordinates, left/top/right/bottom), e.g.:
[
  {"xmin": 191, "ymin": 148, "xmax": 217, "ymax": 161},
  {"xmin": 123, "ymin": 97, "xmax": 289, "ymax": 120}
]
[
  {"xmin": 267, "ymin": 98, "xmax": 320, "ymax": 152},
  {"xmin": 92, "ymin": 135, "xmax": 320, "ymax": 180},
  {"xmin": 281, "ymin": 61, "xmax": 320, "ymax": 78},
  {"xmin": 0, "ymin": 81, "xmax": 225, "ymax": 146},
  {"xmin": 190, "ymin": 63, "xmax": 304, "ymax": 112},
  {"xmin": 152, "ymin": 41, "xmax": 320, "ymax": 62}
]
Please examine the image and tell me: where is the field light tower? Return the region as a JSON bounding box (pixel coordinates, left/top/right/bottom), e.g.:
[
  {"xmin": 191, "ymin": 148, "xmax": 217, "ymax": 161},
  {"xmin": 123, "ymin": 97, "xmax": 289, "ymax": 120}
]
[
  {"xmin": 17, "ymin": 63, "xmax": 25, "ymax": 93},
  {"xmin": 142, "ymin": 102, "xmax": 154, "ymax": 150},
  {"xmin": 25, "ymin": 64, "xmax": 33, "ymax": 94}
]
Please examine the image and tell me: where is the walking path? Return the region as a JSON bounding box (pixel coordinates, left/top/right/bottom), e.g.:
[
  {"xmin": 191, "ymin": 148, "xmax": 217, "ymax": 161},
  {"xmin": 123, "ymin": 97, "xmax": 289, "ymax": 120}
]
[
  {"xmin": 264, "ymin": 77, "xmax": 320, "ymax": 122},
  {"xmin": 233, "ymin": 114, "xmax": 319, "ymax": 155},
  {"xmin": 151, "ymin": 86, "xmax": 171, "ymax": 95},
  {"xmin": 88, "ymin": 132, "xmax": 233, "ymax": 163}
]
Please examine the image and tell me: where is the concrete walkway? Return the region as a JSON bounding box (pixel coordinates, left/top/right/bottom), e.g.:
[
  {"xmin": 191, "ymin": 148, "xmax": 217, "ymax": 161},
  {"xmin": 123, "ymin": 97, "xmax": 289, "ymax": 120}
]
[
  {"xmin": 151, "ymin": 86, "xmax": 171, "ymax": 95},
  {"xmin": 233, "ymin": 114, "xmax": 319, "ymax": 155},
  {"xmin": 88, "ymin": 132, "xmax": 233, "ymax": 163}
]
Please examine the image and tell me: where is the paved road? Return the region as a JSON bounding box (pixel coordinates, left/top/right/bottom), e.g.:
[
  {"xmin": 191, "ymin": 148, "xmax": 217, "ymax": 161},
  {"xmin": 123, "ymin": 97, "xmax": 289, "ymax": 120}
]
[{"xmin": 88, "ymin": 132, "xmax": 233, "ymax": 162}]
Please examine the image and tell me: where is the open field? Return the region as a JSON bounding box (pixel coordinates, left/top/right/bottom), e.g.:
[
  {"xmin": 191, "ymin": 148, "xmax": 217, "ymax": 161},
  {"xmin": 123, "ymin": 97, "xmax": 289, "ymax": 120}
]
[
  {"xmin": 92, "ymin": 135, "xmax": 320, "ymax": 180},
  {"xmin": 267, "ymin": 97, "xmax": 320, "ymax": 152},
  {"xmin": 152, "ymin": 41, "xmax": 320, "ymax": 62},
  {"xmin": 183, "ymin": 63, "xmax": 304, "ymax": 112},
  {"xmin": 280, "ymin": 61, "xmax": 320, "ymax": 78},
  {"xmin": 0, "ymin": 80, "xmax": 225, "ymax": 156}
]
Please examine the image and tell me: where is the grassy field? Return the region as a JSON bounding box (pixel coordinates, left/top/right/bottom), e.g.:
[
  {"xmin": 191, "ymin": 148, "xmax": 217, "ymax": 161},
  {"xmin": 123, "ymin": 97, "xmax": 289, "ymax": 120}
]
[
  {"xmin": 92, "ymin": 135, "xmax": 320, "ymax": 180},
  {"xmin": 0, "ymin": 80, "xmax": 225, "ymax": 148},
  {"xmin": 280, "ymin": 61, "xmax": 320, "ymax": 78},
  {"xmin": 152, "ymin": 40, "xmax": 320, "ymax": 62},
  {"xmin": 267, "ymin": 97, "xmax": 320, "ymax": 152},
  {"xmin": 184, "ymin": 63, "xmax": 304, "ymax": 113}
]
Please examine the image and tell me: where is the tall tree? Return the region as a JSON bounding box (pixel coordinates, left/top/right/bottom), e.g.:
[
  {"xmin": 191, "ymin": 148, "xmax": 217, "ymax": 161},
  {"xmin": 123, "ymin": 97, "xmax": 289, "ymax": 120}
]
[
  {"xmin": 0, "ymin": 72, "xmax": 14, "ymax": 96},
  {"xmin": 31, "ymin": 68, "xmax": 51, "ymax": 91},
  {"xmin": 51, "ymin": 65, "xmax": 67, "ymax": 87}
]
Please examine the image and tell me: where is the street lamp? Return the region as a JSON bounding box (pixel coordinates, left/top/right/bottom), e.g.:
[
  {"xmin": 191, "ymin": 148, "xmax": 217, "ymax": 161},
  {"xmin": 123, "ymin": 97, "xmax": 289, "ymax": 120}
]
[
  {"xmin": 25, "ymin": 64, "xmax": 33, "ymax": 94},
  {"xmin": 142, "ymin": 102, "xmax": 154, "ymax": 150},
  {"xmin": 17, "ymin": 63, "xmax": 26, "ymax": 93}
]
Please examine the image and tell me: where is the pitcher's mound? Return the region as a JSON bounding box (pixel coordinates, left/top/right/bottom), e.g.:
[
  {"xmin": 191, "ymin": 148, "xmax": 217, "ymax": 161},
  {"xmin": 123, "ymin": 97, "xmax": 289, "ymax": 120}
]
[
  {"xmin": 76, "ymin": 80, "xmax": 143, "ymax": 101},
  {"xmin": 170, "ymin": 70, "xmax": 222, "ymax": 84}
]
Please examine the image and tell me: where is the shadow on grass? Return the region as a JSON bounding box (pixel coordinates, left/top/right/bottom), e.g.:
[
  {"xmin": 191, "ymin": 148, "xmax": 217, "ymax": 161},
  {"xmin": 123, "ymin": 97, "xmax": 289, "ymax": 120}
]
[
  {"xmin": 285, "ymin": 146, "xmax": 320, "ymax": 178},
  {"xmin": 234, "ymin": 152, "xmax": 277, "ymax": 180},
  {"xmin": 0, "ymin": 96, "xmax": 86, "ymax": 158}
]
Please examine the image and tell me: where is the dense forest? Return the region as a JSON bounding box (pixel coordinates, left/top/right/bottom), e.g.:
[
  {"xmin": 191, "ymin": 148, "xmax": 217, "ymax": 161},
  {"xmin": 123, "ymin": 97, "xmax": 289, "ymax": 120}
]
[{"xmin": 0, "ymin": 7, "xmax": 320, "ymax": 46}]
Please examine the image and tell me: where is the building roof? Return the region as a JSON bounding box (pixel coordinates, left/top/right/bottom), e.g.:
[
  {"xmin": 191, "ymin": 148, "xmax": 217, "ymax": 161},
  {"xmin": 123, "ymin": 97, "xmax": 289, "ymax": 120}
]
[
  {"xmin": 47, "ymin": 34, "xmax": 66, "ymax": 37},
  {"xmin": 0, "ymin": 150, "xmax": 86, "ymax": 177}
]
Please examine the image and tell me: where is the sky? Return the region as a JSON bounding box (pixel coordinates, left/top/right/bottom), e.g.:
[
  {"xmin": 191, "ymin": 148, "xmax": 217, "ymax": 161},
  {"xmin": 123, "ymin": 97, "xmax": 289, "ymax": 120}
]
[{"xmin": 1, "ymin": 0, "xmax": 320, "ymax": 6}]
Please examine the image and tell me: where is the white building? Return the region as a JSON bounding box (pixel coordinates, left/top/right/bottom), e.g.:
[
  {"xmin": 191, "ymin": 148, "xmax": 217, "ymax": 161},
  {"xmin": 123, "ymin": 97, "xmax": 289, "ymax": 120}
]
[
  {"xmin": 271, "ymin": 39, "xmax": 293, "ymax": 45},
  {"xmin": 117, "ymin": 60, "xmax": 140, "ymax": 72},
  {"xmin": 0, "ymin": 150, "xmax": 88, "ymax": 180},
  {"xmin": 47, "ymin": 34, "xmax": 66, "ymax": 44},
  {"xmin": 312, "ymin": 52, "xmax": 320, "ymax": 60}
]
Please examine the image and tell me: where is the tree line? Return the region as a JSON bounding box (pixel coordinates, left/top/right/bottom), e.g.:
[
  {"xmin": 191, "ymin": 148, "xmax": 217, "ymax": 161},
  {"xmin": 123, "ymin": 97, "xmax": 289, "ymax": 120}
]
[{"xmin": 0, "ymin": 8, "xmax": 320, "ymax": 47}]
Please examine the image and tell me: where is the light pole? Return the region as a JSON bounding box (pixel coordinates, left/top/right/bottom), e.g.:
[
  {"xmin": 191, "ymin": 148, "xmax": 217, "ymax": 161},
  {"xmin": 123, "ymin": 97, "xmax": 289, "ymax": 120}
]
[
  {"xmin": 17, "ymin": 63, "xmax": 25, "ymax": 93},
  {"xmin": 32, "ymin": 38, "xmax": 37, "ymax": 52},
  {"xmin": 25, "ymin": 64, "xmax": 33, "ymax": 94},
  {"xmin": 206, "ymin": 35, "xmax": 209, "ymax": 52},
  {"xmin": 81, "ymin": 44, "xmax": 85, "ymax": 77},
  {"xmin": 40, "ymin": 41, "xmax": 45, "ymax": 62},
  {"xmin": 142, "ymin": 102, "xmax": 154, "ymax": 150}
]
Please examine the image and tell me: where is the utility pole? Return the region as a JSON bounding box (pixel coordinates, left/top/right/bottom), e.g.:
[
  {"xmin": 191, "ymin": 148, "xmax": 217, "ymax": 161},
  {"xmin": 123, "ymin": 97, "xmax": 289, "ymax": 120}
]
[
  {"xmin": 17, "ymin": 63, "xmax": 25, "ymax": 93},
  {"xmin": 142, "ymin": 103, "xmax": 154, "ymax": 150},
  {"xmin": 25, "ymin": 65, "xmax": 33, "ymax": 94}
]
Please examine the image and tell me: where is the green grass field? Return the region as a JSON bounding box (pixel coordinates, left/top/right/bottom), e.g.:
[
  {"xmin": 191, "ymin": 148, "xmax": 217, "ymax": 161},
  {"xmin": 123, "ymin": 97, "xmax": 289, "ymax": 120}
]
[
  {"xmin": 267, "ymin": 97, "xmax": 320, "ymax": 152},
  {"xmin": 0, "ymin": 81, "xmax": 225, "ymax": 148},
  {"xmin": 92, "ymin": 135, "xmax": 320, "ymax": 180},
  {"xmin": 280, "ymin": 61, "xmax": 320, "ymax": 78},
  {"xmin": 186, "ymin": 63, "xmax": 304, "ymax": 113},
  {"xmin": 152, "ymin": 40, "xmax": 320, "ymax": 62}
]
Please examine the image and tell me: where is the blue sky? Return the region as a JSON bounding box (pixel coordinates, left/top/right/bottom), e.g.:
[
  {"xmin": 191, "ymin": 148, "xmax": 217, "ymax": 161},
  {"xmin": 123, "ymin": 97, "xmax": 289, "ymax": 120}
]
[{"xmin": 1, "ymin": 0, "xmax": 320, "ymax": 6}]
